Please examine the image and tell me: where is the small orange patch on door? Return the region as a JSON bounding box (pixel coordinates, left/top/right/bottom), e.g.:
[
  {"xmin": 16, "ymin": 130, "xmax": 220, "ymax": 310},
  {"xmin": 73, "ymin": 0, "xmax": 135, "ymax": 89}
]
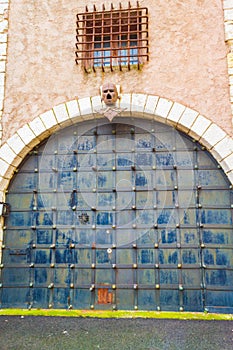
[{"xmin": 98, "ymin": 288, "xmax": 113, "ymax": 304}]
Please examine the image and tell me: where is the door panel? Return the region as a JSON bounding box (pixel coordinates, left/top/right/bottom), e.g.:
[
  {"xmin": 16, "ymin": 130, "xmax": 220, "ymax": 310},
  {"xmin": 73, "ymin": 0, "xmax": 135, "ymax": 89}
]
[{"xmin": 1, "ymin": 119, "xmax": 233, "ymax": 313}]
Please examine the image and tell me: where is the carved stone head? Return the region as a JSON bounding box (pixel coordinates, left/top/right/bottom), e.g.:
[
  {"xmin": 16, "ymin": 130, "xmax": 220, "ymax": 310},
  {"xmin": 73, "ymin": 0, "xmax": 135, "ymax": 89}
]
[{"xmin": 101, "ymin": 83, "xmax": 118, "ymax": 105}]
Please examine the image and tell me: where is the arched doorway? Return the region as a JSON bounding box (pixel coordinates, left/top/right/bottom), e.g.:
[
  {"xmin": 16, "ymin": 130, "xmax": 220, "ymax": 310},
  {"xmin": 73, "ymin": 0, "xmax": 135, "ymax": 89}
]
[{"xmin": 1, "ymin": 118, "xmax": 233, "ymax": 312}]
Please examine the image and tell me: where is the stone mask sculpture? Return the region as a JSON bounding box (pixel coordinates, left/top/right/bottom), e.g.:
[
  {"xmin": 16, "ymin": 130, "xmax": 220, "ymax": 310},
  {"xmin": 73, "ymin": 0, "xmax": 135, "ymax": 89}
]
[{"xmin": 101, "ymin": 83, "xmax": 118, "ymax": 105}]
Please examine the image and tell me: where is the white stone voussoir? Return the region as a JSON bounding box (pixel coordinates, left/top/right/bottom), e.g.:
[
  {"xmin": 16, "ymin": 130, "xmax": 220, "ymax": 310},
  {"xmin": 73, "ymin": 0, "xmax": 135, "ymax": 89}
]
[{"xmin": 200, "ymin": 123, "xmax": 226, "ymax": 150}]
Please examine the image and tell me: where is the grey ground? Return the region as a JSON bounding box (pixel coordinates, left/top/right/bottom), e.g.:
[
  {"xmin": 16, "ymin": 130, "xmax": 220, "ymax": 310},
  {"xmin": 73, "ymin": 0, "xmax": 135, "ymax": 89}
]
[{"xmin": 0, "ymin": 316, "xmax": 232, "ymax": 350}]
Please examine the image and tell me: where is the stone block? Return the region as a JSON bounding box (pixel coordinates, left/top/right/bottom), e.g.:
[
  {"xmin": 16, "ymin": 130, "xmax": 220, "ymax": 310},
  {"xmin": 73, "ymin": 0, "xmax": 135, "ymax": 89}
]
[
  {"xmin": 189, "ymin": 115, "xmax": 211, "ymax": 140},
  {"xmin": 201, "ymin": 123, "xmax": 226, "ymax": 150},
  {"xmin": 53, "ymin": 103, "xmax": 69, "ymax": 124},
  {"xmin": 155, "ymin": 97, "xmax": 173, "ymax": 122}
]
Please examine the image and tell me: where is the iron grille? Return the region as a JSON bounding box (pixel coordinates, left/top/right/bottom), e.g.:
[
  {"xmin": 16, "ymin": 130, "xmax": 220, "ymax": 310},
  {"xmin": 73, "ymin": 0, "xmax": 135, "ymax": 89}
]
[{"xmin": 75, "ymin": 2, "xmax": 149, "ymax": 72}]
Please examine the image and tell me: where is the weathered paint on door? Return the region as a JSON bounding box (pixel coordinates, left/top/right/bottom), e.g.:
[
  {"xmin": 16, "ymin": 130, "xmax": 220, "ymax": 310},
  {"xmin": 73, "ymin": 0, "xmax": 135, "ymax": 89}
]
[{"xmin": 1, "ymin": 118, "xmax": 233, "ymax": 312}]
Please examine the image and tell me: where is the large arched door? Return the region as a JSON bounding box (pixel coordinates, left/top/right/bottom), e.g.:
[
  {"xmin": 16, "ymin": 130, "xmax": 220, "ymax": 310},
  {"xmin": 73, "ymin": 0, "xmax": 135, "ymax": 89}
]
[{"xmin": 1, "ymin": 118, "xmax": 233, "ymax": 312}]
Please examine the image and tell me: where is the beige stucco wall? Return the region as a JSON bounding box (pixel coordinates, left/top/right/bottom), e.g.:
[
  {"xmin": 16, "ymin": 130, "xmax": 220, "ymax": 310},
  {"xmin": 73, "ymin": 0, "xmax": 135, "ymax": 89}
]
[{"xmin": 1, "ymin": 0, "xmax": 232, "ymax": 142}]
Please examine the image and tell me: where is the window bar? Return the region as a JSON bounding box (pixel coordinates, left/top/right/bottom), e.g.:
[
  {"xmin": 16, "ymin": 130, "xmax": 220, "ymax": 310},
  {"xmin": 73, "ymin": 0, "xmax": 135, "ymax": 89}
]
[
  {"xmin": 92, "ymin": 10, "xmax": 96, "ymax": 73},
  {"xmin": 127, "ymin": 4, "xmax": 130, "ymax": 70},
  {"xmin": 136, "ymin": 4, "xmax": 140, "ymax": 68},
  {"xmin": 110, "ymin": 6, "xmax": 113, "ymax": 71},
  {"xmin": 101, "ymin": 9, "xmax": 104, "ymax": 71},
  {"xmin": 119, "ymin": 3, "xmax": 122, "ymax": 71}
]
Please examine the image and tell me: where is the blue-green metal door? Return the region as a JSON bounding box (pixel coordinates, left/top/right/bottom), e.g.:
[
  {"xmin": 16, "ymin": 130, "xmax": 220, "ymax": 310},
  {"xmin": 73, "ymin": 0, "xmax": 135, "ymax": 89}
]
[{"xmin": 1, "ymin": 118, "xmax": 233, "ymax": 312}]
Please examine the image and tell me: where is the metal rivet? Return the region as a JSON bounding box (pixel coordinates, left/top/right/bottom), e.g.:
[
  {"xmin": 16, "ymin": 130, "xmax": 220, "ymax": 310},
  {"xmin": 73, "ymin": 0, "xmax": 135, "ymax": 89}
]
[
  {"xmin": 52, "ymin": 225, "xmax": 56, "ymax": 229},
  {"xmin": 112, "ymin": 284, "xmax": 116, "ymax": 289},
  {"xmin": 112, "ymin": 166, "xmax": 116, "ymax": 171},
  {"xmin": 70, "ymin": 283, "xmax": 74, "ymax": 288},
  {"xmin": 155, "ymin": 264, "xmax": 159, "ymax": 268},
  {"xmin": 50, "ymin": 263, "xmax": 55, "ymax": 268},
  {"xmin": 112, "ymin": 264, "xmax": 116, "ymax": 269},
  {"xmin": 131, "ymin": 165, "xmax": 136, "ymax": 171},
  {"xmin": 92, "ymin": 225, "xmax": 96, "ymax": 229},
  {"xmin": 112, "ymin": 225, "xmax": 116, "ymax": 229},
  {"xmin": 91, "ymin": 263, "xmax": 95, "ymax": 269},
  {"xmin": 157, "ymin": 306, "xmax": 161, "ymax": 311},
  {"xmin": 50, "ymin": 244, "xmax": 56, "ymax": 249},
  {"xmin": 30, "ymin": 263, "xmax": 34, "ymax": 268},
  {"xmin": 179, "ymin": 285, "xmax": 184, "ymax": 291},
  {"xmin": 154, "ymin": 224, "xmax": 158, "ymax": 229},
  {"xmin": 112, "ymin": 206, "xmax": 116, "ymax": 211},
  {"xmin": 70, "ymin": 264, "xmax": 75, "ymax": 269},
  {"xmin": 73, "ymin": 167, "xmax": 77, "ymax": 172},
  {"xmin": 133, "ymin": 264, "xmax": 137, "ymax": 269},
  {"xmin": 90, "ymin": 305, "xmax": 94, "ymax": 309},
  {"xmin": 154, "ymin": 243, "xmax": 158, "ymax": 249},
  {"xmin": 34, "ymin": 168, "xmax": 38, "ymax": 173},
  {"xmin": 132, "ymin": 243, "xmax": 137, "ymax": 248},
  {"xmin": 134, "ymin": 305, "xmax": 138, "ymax": 310},
  {"xmin": 132, "ymin": 206, "xmax": 136, "ymax": 210},
  {"xmin": 30, "ymin": 282, "xmax": 33, "ymax": 288},
  {"xmin": 134, "ymin": 284, "xmax": 138, "ymax": 289},
  {"xmin": 93, "ymin": 188, "xmax": 96, "ymax": 192},
  {"xmin": 201, "ymin": 243, "xmax": 205, "ymax": 248},
  {"xmin": 177, "ymin": 263, "xmax": 182, "ymax": 268},
  {"xmin": 155, "ymin": 284, "xmax": 160, "ymax": 289},
  {"xmin": 48, "ymin": 283, "xmax": 54, "ymax": 289},
  {"xmin": 89, "ymin": 284, "xmax": 95, "ymax": 291},
  {"xmin": 180, "ymin": 306, "xmax": 184, "ymax": 311}
]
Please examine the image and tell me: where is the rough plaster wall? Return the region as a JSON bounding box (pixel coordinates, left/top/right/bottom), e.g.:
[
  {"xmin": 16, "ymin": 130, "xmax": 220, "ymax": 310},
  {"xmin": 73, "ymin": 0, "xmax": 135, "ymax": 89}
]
[{"xmin": 1, "ymin": 0, "xmax": 232, "ymax": 142}]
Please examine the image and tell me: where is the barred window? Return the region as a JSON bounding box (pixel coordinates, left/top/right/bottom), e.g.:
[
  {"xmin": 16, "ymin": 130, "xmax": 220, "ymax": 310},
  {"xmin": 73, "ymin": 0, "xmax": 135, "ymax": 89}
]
[{"xmin": 75, "ymin": 2, "xmax": 149, "ymax": 73}]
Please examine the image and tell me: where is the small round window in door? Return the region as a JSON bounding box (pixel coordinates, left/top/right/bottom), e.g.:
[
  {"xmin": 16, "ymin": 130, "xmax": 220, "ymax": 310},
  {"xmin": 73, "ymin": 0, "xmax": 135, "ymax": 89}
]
[{"xmin": 1, "ymin": 118, "xmax": 233, "ymax": 313}]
